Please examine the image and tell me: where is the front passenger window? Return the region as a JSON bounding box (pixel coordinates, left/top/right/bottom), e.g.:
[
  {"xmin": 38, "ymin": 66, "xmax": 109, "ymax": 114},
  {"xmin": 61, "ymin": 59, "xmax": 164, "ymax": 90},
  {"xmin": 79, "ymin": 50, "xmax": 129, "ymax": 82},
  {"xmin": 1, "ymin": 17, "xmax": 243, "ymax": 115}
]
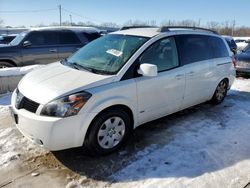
[
  {"xmin": 139, "ymin": 37, "xmax": 179, "ymax": 72},
  {"xmin": 25, "ymin": 31, "xmax": 57, "ymax": 46}
]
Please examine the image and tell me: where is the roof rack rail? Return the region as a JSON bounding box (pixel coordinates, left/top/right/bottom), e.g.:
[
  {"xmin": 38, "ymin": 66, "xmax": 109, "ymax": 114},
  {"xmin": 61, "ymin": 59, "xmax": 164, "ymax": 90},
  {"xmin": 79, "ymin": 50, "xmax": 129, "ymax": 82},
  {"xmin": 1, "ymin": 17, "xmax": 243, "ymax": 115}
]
[
  {"xmin": 158, "ymin": 26, "xmax": 218, "ymax": 34},
  {"xmin": 120, "ymin": 25, "xmax": 156, "ymax": 30}
]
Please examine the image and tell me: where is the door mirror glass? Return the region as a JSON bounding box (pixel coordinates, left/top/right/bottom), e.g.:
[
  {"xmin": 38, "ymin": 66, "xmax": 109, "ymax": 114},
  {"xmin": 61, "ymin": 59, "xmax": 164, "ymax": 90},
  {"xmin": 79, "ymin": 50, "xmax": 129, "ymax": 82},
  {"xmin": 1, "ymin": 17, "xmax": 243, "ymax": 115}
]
[
  {"xmin": 23, "ymin": 41, "xmax": 32, "ymax": 47},
  {"xmin": 137, "ymin": 63, "xmax": 157, "ymax": 77}
]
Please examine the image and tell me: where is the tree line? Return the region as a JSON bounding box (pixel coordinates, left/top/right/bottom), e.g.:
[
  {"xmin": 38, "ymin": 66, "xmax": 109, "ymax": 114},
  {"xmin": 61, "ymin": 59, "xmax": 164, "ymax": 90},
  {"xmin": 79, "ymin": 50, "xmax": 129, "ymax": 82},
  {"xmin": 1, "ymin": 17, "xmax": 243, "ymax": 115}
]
[{"xmin": 1, "ymin": 18, "xmax": 250, "ymax": 36}]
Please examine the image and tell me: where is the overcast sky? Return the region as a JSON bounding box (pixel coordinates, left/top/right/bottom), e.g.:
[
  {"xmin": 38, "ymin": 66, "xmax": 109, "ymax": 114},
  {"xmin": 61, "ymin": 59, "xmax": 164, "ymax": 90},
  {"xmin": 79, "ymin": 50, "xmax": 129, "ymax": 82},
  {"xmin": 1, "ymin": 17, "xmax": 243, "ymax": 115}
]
[{"xmin": 0, "ymin": 0, "xmax": 249, "ymax": 27}]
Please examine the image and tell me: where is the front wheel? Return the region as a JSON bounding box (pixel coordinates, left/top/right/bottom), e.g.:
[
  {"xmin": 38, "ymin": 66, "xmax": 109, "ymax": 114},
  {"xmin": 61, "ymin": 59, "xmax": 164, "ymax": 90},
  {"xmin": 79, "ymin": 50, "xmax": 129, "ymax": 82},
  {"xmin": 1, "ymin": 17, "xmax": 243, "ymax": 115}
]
[
  {"xmin": 85, "ymin": 108, "xmax": 132, "ymax": 155},
  {"xmin": 210, "ymin": 79, "xmax": 228, "ymax": 104}
]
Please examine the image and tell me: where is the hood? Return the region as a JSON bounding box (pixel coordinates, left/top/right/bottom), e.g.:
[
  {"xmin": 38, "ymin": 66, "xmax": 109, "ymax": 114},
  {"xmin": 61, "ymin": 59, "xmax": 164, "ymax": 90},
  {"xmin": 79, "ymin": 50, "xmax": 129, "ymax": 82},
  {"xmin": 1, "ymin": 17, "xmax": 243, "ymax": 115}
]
[
  {"xmin": 18, "ymin": 62, "xmax": 116, "ymax": 104},
  {"xmin": 236, "ymin": 52, "xmax": 250, "ymax": 62}
]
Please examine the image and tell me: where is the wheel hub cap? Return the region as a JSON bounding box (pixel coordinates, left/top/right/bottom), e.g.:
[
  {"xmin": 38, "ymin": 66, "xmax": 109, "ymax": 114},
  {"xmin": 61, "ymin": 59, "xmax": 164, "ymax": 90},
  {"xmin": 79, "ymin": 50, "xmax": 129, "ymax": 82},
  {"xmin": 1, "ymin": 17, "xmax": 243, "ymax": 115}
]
[{"xmin": 97, "ymin": 116, "xmax": 125, "ymax": 149}]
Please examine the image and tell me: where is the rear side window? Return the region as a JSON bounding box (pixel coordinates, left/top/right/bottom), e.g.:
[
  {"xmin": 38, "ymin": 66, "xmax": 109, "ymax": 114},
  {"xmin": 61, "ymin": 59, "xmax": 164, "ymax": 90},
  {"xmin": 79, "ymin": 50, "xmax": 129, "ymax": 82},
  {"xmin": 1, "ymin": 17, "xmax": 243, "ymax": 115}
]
[
  {"xmin": 59, "ymin": 31, "xmax": 81, "ymax": 44},
  {"xmin": 26, "ymin": 31, "xmax": 58, "ymax": 46},
  {"xmin": 176, "ymin": 35, "xmax": 213, "ymax": 65},
  {"xmin": 83, "ymin": 32, "xmax": 100, "ymax": 42},
  {"xmin": 209, "ymin": 36, "xmax": 229, "ymax": 58}
]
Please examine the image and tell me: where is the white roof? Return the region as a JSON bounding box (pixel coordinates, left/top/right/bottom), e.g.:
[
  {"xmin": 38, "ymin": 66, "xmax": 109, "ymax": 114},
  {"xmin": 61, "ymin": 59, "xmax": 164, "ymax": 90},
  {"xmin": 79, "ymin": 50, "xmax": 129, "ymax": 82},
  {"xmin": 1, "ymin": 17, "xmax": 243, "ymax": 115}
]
[
  {"xmin": 29, "ymin": 26, "xmax": 100, "ymax": 32},
  {"xmin": 112, "ymin": 27, "xmax": 219, "ymax": 38},
  {"xmin": 112, "ymin": 28, "xmax": 160, "ymax": 38}
]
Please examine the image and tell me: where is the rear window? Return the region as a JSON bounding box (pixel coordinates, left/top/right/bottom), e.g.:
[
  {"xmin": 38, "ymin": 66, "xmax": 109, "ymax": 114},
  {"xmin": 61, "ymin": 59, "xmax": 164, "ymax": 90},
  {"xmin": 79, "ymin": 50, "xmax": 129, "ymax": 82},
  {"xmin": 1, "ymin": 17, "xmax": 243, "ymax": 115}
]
[
  {"xmin": 176, "ymin": 34, "xmax": 213, "ymax": 65},
  {"xmin": 209, "ymin": 36, "xmax": 229, "ymax": 58}
]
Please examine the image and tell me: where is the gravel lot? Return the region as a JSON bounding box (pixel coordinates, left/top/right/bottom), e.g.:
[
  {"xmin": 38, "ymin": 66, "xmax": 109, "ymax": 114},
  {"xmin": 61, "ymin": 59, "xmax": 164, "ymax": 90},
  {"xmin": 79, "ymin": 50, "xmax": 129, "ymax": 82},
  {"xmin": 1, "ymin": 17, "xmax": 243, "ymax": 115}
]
[{"xmin": 0, "ymin": 78, "xmax": 250, "ymax": 188}]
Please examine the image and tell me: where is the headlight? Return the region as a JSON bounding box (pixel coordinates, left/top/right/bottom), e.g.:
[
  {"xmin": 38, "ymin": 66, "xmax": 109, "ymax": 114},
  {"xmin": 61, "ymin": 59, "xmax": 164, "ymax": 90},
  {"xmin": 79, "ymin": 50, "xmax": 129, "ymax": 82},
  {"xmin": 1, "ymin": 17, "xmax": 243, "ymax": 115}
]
[{"xmin": 41, "ymin": 91, "xmax": 92, "ymax": 117}]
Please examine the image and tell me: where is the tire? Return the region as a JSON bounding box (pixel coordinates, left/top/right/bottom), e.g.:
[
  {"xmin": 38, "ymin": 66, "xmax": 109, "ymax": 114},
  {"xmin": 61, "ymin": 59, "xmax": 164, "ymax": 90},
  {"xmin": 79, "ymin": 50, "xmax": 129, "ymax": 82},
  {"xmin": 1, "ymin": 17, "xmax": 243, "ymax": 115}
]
[
  {"xmin": 85, "ymin": 108, "xmax": 132, "ymax": 155},
  {"xmin": 210, "ymin": 79, "xmax": 228, "ymax": 104},
  {"xmin": 0, "ymin": 61, "xmax": 14, "ymax": 69}
]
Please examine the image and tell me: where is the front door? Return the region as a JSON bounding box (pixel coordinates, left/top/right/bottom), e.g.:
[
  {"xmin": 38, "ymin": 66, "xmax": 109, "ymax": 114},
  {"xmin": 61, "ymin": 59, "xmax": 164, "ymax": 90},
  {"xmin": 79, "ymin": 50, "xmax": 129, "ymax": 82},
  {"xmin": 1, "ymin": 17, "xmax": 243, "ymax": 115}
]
[
  {"xmin": 135, "ymin": 37, "xmax": 185, "ymax": 124},
  {"xmin": 21, "ymin": 31, "xmax": 59, "ymax": 65}
]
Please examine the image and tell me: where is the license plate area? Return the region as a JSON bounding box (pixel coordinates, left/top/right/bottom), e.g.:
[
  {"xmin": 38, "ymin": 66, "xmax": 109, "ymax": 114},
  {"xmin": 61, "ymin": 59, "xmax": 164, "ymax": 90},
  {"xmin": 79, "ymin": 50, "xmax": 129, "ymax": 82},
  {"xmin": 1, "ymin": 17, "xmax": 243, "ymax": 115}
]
[{"xmin": 9, "ymin": 106, "xmax": 19, "ymax": 124}]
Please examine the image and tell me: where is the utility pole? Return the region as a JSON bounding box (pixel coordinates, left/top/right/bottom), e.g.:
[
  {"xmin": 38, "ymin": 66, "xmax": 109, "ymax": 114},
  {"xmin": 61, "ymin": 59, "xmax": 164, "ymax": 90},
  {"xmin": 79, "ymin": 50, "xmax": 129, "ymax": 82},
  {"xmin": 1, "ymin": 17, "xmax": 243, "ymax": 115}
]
[
  {"xmin": 70, "ymin": 15, "xmax": 72, "ymax": 26},
  {"xmin": 232, "ymin": 20, "xmax": 236, "ymax": 36},
  {"xmin": 58, "ymin": 5, "xmax": 62, "ymax": 26}
]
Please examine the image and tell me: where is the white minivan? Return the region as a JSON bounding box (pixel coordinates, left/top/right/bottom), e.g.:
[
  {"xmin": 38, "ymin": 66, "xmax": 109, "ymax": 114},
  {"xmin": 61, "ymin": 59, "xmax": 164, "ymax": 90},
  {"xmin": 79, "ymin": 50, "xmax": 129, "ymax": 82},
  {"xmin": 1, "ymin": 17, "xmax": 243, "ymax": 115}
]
[{"xmin": 11, "ymin": 27, "xmax": 235, "ymax": 155}]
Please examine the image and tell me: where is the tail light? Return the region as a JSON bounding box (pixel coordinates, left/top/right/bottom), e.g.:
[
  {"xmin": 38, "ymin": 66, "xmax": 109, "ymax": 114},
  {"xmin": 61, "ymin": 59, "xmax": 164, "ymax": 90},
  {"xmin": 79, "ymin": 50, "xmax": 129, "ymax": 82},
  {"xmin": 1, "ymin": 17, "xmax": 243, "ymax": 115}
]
[{"xmin": 232, "ymin": 56, "xmax": 237, "ymax": 68}]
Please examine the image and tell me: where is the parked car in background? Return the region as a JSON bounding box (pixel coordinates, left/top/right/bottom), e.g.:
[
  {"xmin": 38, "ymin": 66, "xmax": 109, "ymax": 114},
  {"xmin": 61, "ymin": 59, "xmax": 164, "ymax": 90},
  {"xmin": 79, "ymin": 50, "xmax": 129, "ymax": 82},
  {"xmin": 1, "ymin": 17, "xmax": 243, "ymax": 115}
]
[
  {"xmin": 223, "ymin": 35, "xmax": 237, "ymax": 55},
  {"xmin": 0, "ymin": 34, "xmax": 18, "ymax": 44},
  {"xmin": 236, "ymin": 43, "xmax": 250, "ymax": 74},
  {"xmin": 0, "ymin": 27, "xmax": 101, "ymax": 68},
  {"xmin": 234, "ymin": 38, "xmax": 250, "ymax": 51},
  {"xmin": 11, "ymin": 26, "xmax": 235, "ymax": 155}
]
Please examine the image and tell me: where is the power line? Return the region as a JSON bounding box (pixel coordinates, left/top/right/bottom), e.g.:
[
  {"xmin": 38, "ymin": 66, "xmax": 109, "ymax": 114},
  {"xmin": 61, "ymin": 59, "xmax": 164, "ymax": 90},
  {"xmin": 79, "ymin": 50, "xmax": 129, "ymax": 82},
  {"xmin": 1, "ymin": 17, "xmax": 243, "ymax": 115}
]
[
  {"xmin": 61, "ymin": 8, "xmax": 104, "ymax": 23},
  {"xmin": 0, "ymin": 8, "xmax": 57, "ymax": 13}
]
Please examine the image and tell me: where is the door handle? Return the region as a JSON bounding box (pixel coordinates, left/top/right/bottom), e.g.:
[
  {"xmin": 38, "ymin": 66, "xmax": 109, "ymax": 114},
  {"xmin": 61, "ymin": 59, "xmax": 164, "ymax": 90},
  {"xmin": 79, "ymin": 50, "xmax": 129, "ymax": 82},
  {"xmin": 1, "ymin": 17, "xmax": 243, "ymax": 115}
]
[
  {"xmin": 188, "ymin": 71, "xmax": 195, "ymax": 76},
  {"xmin": 49, "ymin": 49, "xmax": 57, "ymax": 53}
]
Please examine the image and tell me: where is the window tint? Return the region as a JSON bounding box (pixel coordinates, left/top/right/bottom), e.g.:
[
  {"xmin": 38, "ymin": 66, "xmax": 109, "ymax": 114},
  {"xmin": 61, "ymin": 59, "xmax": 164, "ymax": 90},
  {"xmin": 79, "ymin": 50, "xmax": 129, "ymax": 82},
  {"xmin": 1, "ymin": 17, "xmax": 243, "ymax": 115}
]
[
  {"xmin": 83, "ymin": 32, "xmax": 100, "ymax": 42},
  {"xmin": 176, "ymin": 35, "xmax": 213, "ymax": 65},
  {"xmin": 59, "ymin": 31, "xmax": 81, "ymax": 44},
  {"xmin": 210, "ymin": 36, "xmax": 229, "ymax": 58},
  {"xmin": 139, "ymin": 37, "xmax": 179, "ymax": 72},
  {"xmin": 26, "ymin": 31, "xmax": 57, "ymax": 46}
]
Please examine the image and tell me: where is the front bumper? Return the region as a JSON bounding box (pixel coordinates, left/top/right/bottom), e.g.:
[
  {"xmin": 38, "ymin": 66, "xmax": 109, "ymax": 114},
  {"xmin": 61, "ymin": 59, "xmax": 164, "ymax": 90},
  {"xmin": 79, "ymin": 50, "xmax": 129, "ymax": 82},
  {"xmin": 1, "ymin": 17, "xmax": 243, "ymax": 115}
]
[{"xmin": 11, "ymin": 92, "xmax": 97, "ymax": 151}]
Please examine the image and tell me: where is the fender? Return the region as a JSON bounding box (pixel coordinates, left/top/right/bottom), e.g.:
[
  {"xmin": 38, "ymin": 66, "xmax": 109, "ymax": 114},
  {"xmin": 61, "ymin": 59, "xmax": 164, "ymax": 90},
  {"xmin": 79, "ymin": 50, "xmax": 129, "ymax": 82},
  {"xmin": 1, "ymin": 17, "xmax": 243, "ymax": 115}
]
[{"xmin": 87, "ymin": 95, "xmax": 138, "ymax": 128}]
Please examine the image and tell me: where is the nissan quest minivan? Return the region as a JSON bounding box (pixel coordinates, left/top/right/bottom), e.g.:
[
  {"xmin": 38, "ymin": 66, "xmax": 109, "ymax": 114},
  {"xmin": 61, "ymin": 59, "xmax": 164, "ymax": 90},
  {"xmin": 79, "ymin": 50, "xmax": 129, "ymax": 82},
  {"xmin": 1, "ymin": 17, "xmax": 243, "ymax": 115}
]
[{"xmin": 11, "ymin": 26, "xmax": 236, "ymax": 155}]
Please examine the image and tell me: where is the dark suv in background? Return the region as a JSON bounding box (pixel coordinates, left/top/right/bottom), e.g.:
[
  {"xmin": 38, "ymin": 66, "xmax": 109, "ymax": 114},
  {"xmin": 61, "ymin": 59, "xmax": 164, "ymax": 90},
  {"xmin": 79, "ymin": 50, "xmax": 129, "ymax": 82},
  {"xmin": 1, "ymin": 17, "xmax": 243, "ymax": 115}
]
[{"xmin": 0, "ymin": 27, "xmax": 101, "ymax": 68}]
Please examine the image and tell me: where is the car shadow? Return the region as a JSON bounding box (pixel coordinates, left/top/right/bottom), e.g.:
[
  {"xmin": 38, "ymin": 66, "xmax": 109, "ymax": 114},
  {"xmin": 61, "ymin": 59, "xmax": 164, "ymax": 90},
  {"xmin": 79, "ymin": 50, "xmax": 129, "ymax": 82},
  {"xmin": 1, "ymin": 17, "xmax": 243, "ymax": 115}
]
[{"xmin": 52, "ymin": 89, "xmax": 250, "ymax": 183}]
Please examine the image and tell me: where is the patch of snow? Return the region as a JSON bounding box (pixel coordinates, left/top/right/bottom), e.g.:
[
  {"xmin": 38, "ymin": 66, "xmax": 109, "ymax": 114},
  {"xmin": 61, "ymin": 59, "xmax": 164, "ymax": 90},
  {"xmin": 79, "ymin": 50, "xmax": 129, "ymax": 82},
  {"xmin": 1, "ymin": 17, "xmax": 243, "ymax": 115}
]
[
  {"xmin": 0, "ymin": 92, "xmax": 46, "ymax": 168},
  {"xmin": 110, "ymin": 78, "xmax": 250, "ymax": 188},
  {"xmin": 0, "ymin": 65, "xmax": 44, "ymax": 77},
  {"xmin": 0, "ymin": 93, "xmax": 11, "ymax": 106}
]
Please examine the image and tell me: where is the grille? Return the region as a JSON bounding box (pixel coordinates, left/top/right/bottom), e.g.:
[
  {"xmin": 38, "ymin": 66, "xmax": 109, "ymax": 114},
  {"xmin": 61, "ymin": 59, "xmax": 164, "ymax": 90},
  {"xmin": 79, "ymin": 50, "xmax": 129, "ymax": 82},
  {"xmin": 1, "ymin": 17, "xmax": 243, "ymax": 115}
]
[
  {"xmin": 16, "ymin": 90, "xmax": 40, "ymax": 113},
  {"xmin": 21, "ymin": 97, "xmax": 40, "ymax": 113}
]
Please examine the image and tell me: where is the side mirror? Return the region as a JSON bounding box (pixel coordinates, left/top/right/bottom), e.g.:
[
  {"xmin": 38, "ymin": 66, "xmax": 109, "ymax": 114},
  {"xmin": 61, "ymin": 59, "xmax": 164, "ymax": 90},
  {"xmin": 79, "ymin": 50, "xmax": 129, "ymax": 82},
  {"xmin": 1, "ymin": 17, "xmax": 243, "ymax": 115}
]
[
  {"xmin": 23, "ymin": 41, "xmax": 32, "ymax": 47},
  {"xmin": 137, "ymin": 63, "xmax": 157, "ymax": 77}
]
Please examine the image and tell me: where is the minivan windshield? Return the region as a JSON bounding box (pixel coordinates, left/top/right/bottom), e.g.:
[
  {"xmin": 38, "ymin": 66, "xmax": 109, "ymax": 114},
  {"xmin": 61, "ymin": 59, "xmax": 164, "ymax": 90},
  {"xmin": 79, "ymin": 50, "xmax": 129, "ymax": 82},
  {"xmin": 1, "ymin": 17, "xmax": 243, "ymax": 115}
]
[
  {"xmin": 66, "ymin": 34, "xmax": 149, "ymax": 75},
  {"xmin": 10, "ymin": 32, "xmax": 27, "ymax": 46}
]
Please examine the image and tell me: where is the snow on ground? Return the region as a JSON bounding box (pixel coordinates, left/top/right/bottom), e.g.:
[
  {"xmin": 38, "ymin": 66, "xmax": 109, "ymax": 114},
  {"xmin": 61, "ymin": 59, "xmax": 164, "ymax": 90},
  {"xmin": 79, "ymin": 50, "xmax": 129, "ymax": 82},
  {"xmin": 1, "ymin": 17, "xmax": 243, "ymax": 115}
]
[
  {"xmin": 0, "ymin": 92, "xmax": 47, "ymax": 169},
  {"xmin": 0, "ymin": 65, "xmax": 43, "ymax": 77},
  {"xmin": 109, "ymin": 79, "xmax": 250, "ymax": 188}
]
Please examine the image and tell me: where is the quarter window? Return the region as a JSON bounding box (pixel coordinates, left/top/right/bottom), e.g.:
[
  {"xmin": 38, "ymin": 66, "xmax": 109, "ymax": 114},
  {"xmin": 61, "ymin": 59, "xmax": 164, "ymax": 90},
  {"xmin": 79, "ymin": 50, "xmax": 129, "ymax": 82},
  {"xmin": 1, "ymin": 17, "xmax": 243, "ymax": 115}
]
[
  {"xmin": 209, "ymin": 36, "xmax": 229, "ymax": 58},
  {"xmin": 83, "ymin": 32, "xmax": 100, "ymax": 42},
  {"xmin": 139, "ymin": 37, "xmax": 179, "ymax": 72}
]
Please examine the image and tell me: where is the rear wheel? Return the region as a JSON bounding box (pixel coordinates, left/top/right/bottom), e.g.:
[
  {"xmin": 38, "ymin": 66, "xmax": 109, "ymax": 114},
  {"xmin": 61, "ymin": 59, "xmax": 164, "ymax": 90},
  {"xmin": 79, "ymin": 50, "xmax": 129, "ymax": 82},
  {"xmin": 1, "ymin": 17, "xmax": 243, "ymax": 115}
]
[
  {"xmin": 0, "ymin": 61, "xmax": 14, "ymax": 69},
  {"xmin": 85, "ymin": 108, "xmax": 132, "ymax": 155},
  {"xmin": 211, "ymin": 79, "xmax": 228, "ymax": 104}
]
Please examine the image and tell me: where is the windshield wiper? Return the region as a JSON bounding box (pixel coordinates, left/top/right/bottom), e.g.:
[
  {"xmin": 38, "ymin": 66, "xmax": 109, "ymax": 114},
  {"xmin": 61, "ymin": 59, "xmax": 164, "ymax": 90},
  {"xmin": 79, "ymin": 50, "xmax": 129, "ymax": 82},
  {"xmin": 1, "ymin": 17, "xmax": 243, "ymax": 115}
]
[
  {"xmin": 61, "ymin": 59, "xmax": 113, "ymax": 75},
  {"xmin": 61, "ymin": 59, "xmax": 84, "ymax": 70}
]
